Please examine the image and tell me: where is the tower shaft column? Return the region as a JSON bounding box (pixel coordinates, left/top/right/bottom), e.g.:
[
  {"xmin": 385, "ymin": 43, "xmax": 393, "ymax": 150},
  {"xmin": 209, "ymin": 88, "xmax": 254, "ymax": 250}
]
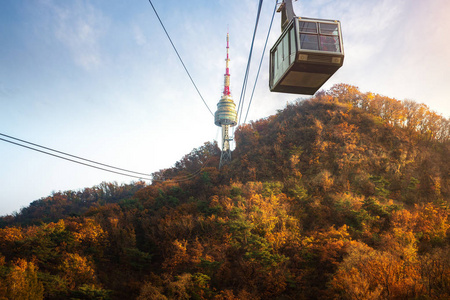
[{"xmin": 219, "ymin": 124, "xmax": 232, "ymax": 168}]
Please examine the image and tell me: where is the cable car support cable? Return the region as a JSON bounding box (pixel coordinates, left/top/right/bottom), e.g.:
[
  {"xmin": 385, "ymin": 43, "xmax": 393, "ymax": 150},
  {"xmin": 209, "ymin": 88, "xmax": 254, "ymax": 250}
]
[
  {"xmin": 147, "ymin": 0, "xmax": 214, "ymax": 117},
  {"xmin": 243, "ymin": 0, "xmax": 278, "ymax": 124},
  {"xmin": 0, "ymin": 133, "xmax": 215, "ymax": 183},
  {"xmin": 0, "ymin": 137, "xmax": 153, "ymax": 181},
  {"xmin": 237, "ymin": 0, "xmax": 264, "ymax": 126},
  {"xmin": 0, "ymin": 132, "xmax": 151, "ymax": 177}
]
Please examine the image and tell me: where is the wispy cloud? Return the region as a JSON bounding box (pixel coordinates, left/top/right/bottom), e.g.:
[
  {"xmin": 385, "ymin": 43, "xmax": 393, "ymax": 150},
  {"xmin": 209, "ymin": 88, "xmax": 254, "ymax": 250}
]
[
  {"xmin": 132, "ymin": 24, "xmax": 147, "ymax": 47},
  {"xmin": 42, "ymin": 0, "xmax": 108, "ymax": 70}
]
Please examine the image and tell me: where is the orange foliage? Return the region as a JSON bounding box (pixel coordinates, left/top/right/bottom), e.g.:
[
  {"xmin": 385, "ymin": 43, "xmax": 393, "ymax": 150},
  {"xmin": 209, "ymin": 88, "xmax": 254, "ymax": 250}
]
[{"xmin": 60, "ymin": 253, "xmax": 97, "ymax": 289}]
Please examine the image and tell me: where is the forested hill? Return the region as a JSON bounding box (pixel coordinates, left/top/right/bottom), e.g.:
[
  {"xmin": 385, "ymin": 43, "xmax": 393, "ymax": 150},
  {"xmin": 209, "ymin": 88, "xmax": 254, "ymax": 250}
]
[{"xmin": 1, "ymin": 84, "xmax": 449, "ymax": 299}]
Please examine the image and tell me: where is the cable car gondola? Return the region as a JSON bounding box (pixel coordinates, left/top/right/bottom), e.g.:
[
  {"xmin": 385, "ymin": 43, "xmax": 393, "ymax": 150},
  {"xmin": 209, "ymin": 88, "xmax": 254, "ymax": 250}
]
[{"xmin": 270, "ymin": 0, "xmax": 344, "ymax": 95}]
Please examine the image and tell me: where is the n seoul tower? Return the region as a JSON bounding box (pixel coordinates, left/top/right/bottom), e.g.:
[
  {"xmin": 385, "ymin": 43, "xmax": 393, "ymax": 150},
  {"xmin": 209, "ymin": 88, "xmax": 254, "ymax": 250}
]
[{"xmin": 215, "ymin": 32, "xmax": 237, "ymax": 168}]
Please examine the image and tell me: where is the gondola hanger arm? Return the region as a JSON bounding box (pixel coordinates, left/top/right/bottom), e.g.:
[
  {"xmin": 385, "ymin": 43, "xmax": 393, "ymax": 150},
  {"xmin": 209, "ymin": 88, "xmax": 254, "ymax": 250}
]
[{"xmin": 278, "ymin": 0, "xmax": 297, "ymax": 31}]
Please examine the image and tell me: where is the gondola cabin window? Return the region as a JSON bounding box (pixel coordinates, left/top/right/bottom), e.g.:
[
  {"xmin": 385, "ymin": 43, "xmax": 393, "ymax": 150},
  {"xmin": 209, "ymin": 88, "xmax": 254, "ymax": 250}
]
[
  {"xmin": 272, "ymin": 25, "xmax": 297, "ymax": 87},
  {"xmin": 299, "ymin": 21, "xmax": 341, "ymax": 52}
]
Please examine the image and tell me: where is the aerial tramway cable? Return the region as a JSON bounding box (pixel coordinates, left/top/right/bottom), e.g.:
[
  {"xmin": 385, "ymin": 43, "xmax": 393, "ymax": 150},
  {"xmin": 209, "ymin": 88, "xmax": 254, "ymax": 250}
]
[
  {"xmin": 147, "ymin": 0, "xmax": 214, "ymax": 117},
  {"xmin": 237, "ymin": 0, "xmax": 264, "ymax": 126},
  {"xmin": 0, "ymin": 133, "xmax": 215, "ymax": 183},
  {"xmin": 0, "ymin": 132, "xmax": 151, "ymax": 177},
  {"xmin": 243, "ymin": 1, "xmax": 278, "ymax": 124},
  {"xmin": 0, "ymin": 136, "xmax": 153, "ymax": 181}
]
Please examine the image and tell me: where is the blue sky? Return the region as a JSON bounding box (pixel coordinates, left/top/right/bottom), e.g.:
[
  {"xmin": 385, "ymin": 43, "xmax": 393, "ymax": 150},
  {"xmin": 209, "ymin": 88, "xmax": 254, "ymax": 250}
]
[{"xmin": 1, "ymin": 0, "xmax": 449, "ymax": 216}]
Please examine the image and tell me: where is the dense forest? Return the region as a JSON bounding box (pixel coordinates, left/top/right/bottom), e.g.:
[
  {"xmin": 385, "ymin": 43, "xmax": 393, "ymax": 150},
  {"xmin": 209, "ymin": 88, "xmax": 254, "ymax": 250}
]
[{"xmin": 1, "ymin": 84, "xmax": 449, "ymax": 299}]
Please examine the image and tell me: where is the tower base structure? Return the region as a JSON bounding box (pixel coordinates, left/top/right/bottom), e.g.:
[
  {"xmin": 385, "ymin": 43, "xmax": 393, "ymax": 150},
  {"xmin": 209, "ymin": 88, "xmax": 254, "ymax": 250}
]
[{"xmin": 219, "ymin": 124, "xmax": 232, "ymax": 168}]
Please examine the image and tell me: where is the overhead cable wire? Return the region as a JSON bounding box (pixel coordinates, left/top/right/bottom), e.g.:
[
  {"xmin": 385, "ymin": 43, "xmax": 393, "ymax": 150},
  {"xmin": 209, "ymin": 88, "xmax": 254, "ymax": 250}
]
[
  {"xmin": 0, "ymin": 132, "xmax": 151, "ymax": 177},
  {"xmin": 153, "ymin": 168, "xmax": 205, "ymax": 182},
  {"xmin": 243, "ymin": 1, "xmax": 278, "ymax": 124},
  {"xmin": 237, "ymin": 0, "xmax": 264, "ymax": 126},
  {"xmin": 0, "ymin": 137, "xmax": 153, "ymax": 181},
  {"xmin": 147, "ymin": 0, "xmax": 214, "ymax": 117},
  {"xmin": 237, "ymin": 0, "xmax": 264, "ymax": 125},
  {"xmin": 0, "ymin": 133, "xmax": 214, "ymax": 183},
  {"xmin": 153, "ymin": 157, "xmax": 211, "ymax": 183}
]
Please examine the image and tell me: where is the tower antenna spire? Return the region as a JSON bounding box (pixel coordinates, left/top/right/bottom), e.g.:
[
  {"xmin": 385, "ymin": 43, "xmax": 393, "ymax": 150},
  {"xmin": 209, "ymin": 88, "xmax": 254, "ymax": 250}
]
[
  {"xmin": 223, "ymin": 31, "xmax": 231, "ymax": 96},
  {"xmin": 215, "ymin": 32, "xmax": 237, "ymax": 168}
]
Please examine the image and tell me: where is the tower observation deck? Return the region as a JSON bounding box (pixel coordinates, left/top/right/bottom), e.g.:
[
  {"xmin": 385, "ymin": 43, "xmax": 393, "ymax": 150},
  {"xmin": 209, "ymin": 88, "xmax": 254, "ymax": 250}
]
[{"xmin": 215, "ymin": 33, "xmax": 237, "ymax": 168}]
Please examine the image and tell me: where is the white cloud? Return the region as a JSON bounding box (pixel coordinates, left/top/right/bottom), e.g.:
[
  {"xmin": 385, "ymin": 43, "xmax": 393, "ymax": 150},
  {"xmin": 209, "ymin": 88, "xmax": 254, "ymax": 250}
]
[
  {"xmin": 133, "ymin": 24, "xmax": 147, "ymax": 47},
  {"xmin": 42, "ymin": 0, "xmax": 109, "ymax": 70}
]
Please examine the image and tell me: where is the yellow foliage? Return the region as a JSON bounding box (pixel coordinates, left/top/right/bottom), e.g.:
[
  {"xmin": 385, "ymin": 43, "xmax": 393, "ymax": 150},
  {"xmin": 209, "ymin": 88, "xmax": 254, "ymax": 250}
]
[
  {"xmin": 391, "ymin": 209, "xmax": 416, "ymax": 231},
  {"xmin": 414, "ymin": 203, "xmax": 449, "ymax": 244},
  {"xmin": 5, "ymin": 259, "xmax": 44, "ymax": 300},
  {"xmin": 73, "ymin": 218, "xmax": 105, "ymax": 245},
  {"xmin": 60, "ymin": 253, "xmax": 96, "ymax": 289},
  {"xmin": 0, "ymin": 226, "xmax": 23, "ymax": 244},
  {"xmin": 332, "ymin": 266, "xmax": 382, "ymax": 300},
  {"xmin": 46, "ymin": 219, "xmax": 66, "ymax": 231},
  {"xmin": 331, "ymin": 241, "xmax": 423, "ymax": 299},
  {"xmin": 163, "ymin": 239, "xmax": 189, "ymax": 272}
]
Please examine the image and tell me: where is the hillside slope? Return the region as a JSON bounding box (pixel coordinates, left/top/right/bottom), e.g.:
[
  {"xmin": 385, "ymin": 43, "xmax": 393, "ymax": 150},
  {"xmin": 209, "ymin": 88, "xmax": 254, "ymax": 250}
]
[{"xmin": 0, "ymin": 84, "xmax": 449, "ymax": 299}]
